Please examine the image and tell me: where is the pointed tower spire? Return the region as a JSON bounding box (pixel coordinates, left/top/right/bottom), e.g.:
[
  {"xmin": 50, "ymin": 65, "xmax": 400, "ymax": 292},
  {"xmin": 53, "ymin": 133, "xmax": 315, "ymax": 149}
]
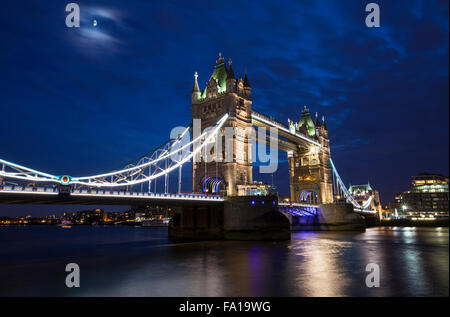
[
  {"xmin": 192, "ymin": 72, "xmax": 200, "ymax": 93},
  {"xmin": 322, "ymin": 115, "xmax": 327, "ymax": 130},
  {"xmin": 210, "ymin": 53, "xmax": 228, "ymax": 93},
  {"xmin": 191, "ymin": 72, "xmax": 201, "ymax": 102},
  {"xmin": 298, "ymin": 106, "xmax": 315, "ymax": 136},
  {"xmin": 227, "ymin": 58, "xmax": 235, "ymax": 79},
  {"xmin": 243, "ymin": 68, "xmax": 251, "ymax": 87},
  {"xmin": 315, "ymin": 112, "xmax": 321, "ymax": 126},
  {"xmin": 216, "ymin": 52, "xmax": 225, "ymax": 65}
]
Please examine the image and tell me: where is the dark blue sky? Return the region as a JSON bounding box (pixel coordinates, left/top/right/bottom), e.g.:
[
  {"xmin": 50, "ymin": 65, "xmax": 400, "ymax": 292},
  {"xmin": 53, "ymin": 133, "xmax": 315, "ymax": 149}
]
[{"xmin": 0, "ymin": 0, "xmax": 448, "ymax": 215}]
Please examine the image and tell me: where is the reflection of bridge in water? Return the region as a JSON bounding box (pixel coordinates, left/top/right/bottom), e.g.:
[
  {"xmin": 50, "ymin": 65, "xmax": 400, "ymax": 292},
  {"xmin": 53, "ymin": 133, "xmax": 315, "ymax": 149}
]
[{"xmin": 0, "ymin": 54, "xmax": 378, "ymax": 240}]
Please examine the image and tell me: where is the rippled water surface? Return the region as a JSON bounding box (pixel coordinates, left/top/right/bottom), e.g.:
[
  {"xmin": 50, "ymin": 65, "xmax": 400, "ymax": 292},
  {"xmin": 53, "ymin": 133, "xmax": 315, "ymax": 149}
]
[{"xmin": 0, "ymin": 226, "xmax": 448, "ymax": 296}]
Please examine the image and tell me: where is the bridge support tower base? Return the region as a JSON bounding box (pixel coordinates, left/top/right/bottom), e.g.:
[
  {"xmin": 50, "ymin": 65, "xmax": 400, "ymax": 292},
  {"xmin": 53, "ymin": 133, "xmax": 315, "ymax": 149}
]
[
  {"xmin": 168, "ymin": 196, "xmax": 291, "ymax": 241},
  {"xmin": 223, "ymin": 196, "xmax": 290, "ymax": 241},
  {"xmin": 168, "ymin": 205, "xmax": 224, "ymax": 241},
  {"xmin": 289, "ymin": 203, "xmax": 365, "ymax": 231}
]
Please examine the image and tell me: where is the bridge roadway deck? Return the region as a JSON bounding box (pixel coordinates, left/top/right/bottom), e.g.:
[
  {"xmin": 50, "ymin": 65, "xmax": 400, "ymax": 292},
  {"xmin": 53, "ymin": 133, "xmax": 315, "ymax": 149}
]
[
  {"xmin": 251, "ymin": 110, "xmax": 322, "ymax": 150},
  {"xmin": 0, "ymin": 186, "xmax": 374, "ymax": 215},
  {"xmin": 0, "ymin": 186, "xmax": 320, "ymax": 209},
  {"xmin": 0, "ymin": 187, "xmax": 223, "ymax": 206}
]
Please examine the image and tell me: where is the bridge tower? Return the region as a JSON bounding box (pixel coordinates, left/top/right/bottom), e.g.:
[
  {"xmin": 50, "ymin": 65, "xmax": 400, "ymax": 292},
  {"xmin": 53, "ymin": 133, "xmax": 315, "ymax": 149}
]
[
  {"xmin": 288, "ymin": 107, "xmax": 333, "ymax": 204},
  {"xmin": 191, "ymin": 54, "xmax": 252, "ymax": 196}
]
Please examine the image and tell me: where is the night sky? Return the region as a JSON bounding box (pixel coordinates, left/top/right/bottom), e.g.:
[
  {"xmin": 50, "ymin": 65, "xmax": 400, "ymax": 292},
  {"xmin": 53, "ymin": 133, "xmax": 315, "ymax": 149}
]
[{"xmin": 0, "ymin": 0, "xmax": 448, "ymax": 216}]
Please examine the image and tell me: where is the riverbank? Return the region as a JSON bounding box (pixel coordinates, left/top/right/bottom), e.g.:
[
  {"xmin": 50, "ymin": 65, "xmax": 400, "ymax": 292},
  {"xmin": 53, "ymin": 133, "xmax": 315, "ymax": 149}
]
[
  {"xmin": 380, "ymin": 219, "xmax": 449, "ymax": 227},
  {"xmin": 0, "ymin": 222, "xmax": 168, "ymax": 227},
  {"xmin": 2, "ymin": 218, "xmax": 448, "ymax": 228}
]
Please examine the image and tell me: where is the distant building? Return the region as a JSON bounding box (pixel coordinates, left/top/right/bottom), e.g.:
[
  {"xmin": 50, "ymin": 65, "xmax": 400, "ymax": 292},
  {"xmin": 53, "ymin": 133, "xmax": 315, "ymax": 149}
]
[
  {"xmin": 237, "ymin": 182, "xmax": 271, "ymax": 196},
  {"xmin": 380, "ymin": 204, "xmax": 390, "ymax": 219},
  {"xmin": 348, "ymin": 183, "xmax": 382, "ymax": 215},
  {"xmin": 61, "ymin": 208, "xmax": 104, "ymax": 224},
  {"xmin": 135, "ymin": 212, "xmax": 148, "ymax": 222},
  {"xmin": 103, "ymin": 211, "xmax": 125, "ymax": 223},
  {"xmin": 390, "ymin": 173, "xmax": 449, "ymax": 220}
]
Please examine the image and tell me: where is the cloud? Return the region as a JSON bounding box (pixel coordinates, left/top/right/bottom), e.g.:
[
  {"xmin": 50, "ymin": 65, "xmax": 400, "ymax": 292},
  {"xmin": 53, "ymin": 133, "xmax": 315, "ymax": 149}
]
[{"xmin": 67, "ymin": 6, "xmax": 131, "ymax": 56}]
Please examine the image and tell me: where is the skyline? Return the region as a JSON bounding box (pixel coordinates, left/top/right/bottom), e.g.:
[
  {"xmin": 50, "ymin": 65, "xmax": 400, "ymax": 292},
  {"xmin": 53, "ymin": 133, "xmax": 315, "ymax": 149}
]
[{"xmin": 0, "ymin": 0, "xmax": 448, "ymax": 215}]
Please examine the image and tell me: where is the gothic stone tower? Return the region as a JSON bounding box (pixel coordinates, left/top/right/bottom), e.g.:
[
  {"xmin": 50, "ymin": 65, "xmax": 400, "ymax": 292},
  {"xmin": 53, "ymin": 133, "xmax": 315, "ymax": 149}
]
[
  {"xmin": 288, "ymin": 107, "xmax": 333, "ymax": 204},
  {"xmin": 191, "ymin": 54, "xmax": 252, "ymax": 196}
]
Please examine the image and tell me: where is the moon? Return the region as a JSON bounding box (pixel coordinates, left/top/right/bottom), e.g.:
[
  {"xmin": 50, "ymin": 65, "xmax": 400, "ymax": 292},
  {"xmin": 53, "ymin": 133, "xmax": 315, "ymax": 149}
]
[{"xmin": 93, "ymin": 20, "xmax": 97, "ymax": 27}]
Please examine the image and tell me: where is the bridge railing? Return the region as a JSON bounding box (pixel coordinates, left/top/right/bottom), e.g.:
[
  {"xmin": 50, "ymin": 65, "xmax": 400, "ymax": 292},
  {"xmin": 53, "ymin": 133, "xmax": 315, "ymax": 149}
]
[
  {"xmin": 278, "ymin": 201, "xmax": 319, "ymax": 208},
  {"xmin": 251, "ymin": 110, "xmax": 289, "ymax": 130},
  {"xmin": 0, "ymin": 184, "xmax": 59, "ymax": 194}
]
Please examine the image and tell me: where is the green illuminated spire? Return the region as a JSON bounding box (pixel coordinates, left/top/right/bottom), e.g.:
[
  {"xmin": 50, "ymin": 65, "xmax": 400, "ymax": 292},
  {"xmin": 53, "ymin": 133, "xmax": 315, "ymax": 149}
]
[
  {"xmin": 298, "ymin": 106, "xmax": 316, "ymax": 136},
  {"xmin": 210, "ymin": 52, "xmax": 228, "ymax": 93},
  {"xmin": 201, "ymin": 86, "xmax": 207, "ymax": 99}
]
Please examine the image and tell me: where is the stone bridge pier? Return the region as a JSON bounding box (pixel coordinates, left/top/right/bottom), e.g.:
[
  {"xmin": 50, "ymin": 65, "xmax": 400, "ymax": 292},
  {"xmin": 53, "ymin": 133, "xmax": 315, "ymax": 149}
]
[
  {"xmin": 283, "ymin": 203, "xmax": 365, "ymax": 232},
  {"xmin": 169, "ymin": 198, "xmax": 365, "ymax": 242},
  {"xmin": 168, "ymin": 195, "xmax": 291, "ymax": 241}
]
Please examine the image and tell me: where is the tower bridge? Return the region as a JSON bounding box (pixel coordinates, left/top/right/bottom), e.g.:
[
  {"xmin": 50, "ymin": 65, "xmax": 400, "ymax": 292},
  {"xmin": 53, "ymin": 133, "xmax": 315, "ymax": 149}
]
[{"xmin": 0, "ymin": 54, "xmax": 378, "ymax": 240}]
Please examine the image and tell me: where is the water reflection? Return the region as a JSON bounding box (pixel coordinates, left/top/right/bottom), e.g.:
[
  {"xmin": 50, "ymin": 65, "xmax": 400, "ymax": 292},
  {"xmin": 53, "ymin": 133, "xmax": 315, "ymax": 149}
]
[{"xmin": 0, "ymin": 226, "xmax": 448, "ymax": 296}]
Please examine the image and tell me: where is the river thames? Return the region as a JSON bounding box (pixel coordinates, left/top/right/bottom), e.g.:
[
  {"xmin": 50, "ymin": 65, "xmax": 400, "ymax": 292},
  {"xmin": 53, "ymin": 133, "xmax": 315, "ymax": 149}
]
[{"xmin": 0, "ymin": 226, "xmax": 447, "ymax": 297}]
